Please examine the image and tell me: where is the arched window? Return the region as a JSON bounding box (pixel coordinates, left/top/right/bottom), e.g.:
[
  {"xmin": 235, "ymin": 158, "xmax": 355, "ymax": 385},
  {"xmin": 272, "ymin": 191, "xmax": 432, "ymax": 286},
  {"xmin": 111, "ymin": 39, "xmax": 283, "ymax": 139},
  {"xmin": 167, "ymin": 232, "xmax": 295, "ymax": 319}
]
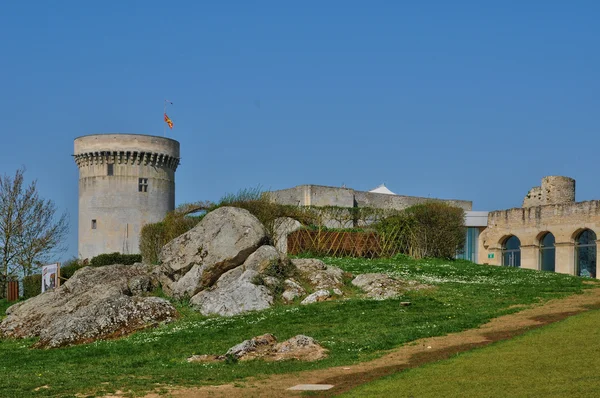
[
  {"xmin": 576, "ymin": 229, "xmax": 596, "ymax": 278},
  {"xmin": 502, "ymin": 236, "xmax": 521, "ymax": 267},
  {"xmin": 539, "ymin": 232, "xmax": 556, "ymax": 272}
]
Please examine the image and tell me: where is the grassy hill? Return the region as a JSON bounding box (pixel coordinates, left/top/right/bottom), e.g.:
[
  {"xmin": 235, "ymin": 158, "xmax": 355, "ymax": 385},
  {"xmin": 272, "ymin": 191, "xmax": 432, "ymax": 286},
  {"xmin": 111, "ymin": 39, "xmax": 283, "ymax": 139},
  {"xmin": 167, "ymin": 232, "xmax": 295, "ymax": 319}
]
[{"xmin": 0, "ymin": 256, "xmax": 592, "ymax": 397}]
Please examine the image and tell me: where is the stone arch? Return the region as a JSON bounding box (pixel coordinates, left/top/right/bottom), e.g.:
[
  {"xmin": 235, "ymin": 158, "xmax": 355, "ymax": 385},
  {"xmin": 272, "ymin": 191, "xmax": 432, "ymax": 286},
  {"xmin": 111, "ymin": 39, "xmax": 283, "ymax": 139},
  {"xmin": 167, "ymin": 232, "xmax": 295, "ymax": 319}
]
[
  {"xmin": 538, "ymin": 231, "xmax": 556, "ymax": 272},
  {"xmin": 501, "ymin": 235, "xmax": 521, "ymax": 267},
  {"xmin": 570, "ymin": 227, "xmax": 600, "ymax": 242},
  {"xmin": 575, "ymin": 229, "xmax": 597, "ymax": 278}
]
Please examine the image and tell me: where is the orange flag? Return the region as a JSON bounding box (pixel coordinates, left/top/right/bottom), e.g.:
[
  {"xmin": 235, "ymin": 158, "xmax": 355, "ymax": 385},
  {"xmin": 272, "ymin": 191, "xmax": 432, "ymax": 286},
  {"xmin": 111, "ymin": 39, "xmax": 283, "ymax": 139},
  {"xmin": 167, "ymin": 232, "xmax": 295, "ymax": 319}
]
[{"xmin": 164, "ymin": 113, "xmax": 173, "ymax": 129}]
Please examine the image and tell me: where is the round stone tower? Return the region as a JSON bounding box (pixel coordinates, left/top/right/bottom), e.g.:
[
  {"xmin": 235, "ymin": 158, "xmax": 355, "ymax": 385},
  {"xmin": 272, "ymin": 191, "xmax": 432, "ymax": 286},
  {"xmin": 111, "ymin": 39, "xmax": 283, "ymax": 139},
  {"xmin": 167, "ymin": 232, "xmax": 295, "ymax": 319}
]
[
  {"xmin": 74, "ymin": 134, "xmax": 180, "ymax": 259},
  {"xmin": 541, "ymin": 176, "xmax": 575, "ymax": 205}
]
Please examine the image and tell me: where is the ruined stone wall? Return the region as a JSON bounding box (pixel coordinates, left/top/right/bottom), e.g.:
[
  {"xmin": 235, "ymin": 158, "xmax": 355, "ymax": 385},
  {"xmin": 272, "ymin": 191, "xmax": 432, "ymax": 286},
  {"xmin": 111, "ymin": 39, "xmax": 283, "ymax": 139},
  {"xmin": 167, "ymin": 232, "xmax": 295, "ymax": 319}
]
[
  {"xmin": 523, "ymin": 176, "xmax": 575, "ymax": 207},
  {"xmin": 74, "ymin": 134, "xmax": 180, "ymax": 259}
]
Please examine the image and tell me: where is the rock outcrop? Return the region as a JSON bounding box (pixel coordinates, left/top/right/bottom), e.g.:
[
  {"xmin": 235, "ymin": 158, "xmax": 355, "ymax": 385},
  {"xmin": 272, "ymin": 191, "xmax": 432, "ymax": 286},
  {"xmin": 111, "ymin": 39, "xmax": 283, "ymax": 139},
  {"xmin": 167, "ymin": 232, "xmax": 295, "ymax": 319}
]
[
  {"xmin": 189, "ymin": 267, "xmax": 273, "ymax": 316},
  {"xmin": 159, "ymin": 207, "xmax": 267, "ymax": 298},
  {"xmin": 0, "ymin": 264, "xmax": 176, "ymax": 348},
  {"xmin": 187, "ymin": 333, "xmax": 327, "ymax": 363},
  {"xmin": 281, "ymin": 279, "xmax": 306, "ymax": 303},
  {"xmin": 351, "ymin": 273, "xmax": 432, "ymax": 300},
  {"xmin": 291, "ymin": 258, "xmax": 345, "ymax": 291}
]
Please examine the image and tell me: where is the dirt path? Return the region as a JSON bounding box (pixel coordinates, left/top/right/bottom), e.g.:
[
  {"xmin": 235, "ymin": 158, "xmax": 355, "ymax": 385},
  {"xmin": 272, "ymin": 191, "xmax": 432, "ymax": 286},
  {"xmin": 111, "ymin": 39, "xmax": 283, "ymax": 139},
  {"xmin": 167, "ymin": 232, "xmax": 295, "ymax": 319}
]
[{"xmin": 145, "ymin": 285, "xmax": 600, "ymax": 398}]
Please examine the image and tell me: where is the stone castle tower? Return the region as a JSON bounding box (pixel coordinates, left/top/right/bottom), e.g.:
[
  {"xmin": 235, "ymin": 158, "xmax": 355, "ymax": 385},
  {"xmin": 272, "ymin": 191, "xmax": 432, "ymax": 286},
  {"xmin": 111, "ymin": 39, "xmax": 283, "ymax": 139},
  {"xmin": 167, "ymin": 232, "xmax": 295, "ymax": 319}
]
[
  {"xmin": 74, "ymin": 134, "xmax": 180, "ymax": 259},
  {"xmin": 522, "ymin": 176, "xmax": 575, "ymax": 208}
]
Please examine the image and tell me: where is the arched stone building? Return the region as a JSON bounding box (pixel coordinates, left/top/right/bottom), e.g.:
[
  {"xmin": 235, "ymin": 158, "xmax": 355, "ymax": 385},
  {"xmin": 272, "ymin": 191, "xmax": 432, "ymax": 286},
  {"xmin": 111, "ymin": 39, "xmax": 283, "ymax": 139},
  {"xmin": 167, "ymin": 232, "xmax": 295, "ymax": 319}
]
[{"xmin": 479, "ymin": 176, "xmax": 598, "ymax": 278}]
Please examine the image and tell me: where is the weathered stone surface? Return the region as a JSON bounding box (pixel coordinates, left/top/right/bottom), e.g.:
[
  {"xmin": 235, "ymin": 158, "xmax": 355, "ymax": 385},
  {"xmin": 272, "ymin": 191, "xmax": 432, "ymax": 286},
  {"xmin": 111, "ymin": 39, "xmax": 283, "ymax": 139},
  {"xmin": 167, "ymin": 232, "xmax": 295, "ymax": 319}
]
[
  {"xmin": 281, "ymin": 279, "xmax": 306, "ymax": 303},
  {"xmin": 159, "ymin": 207, "xmax": 267, "ymax": 298},
  {"xmin": 189, "ymin": 268, "xmax": 273, "ymax": 316},
  {"xmin": 0, "ymin": 264, "xmax": 176, "ymax": 348},
  {"xmin": 291, "ymin": 258, "xmax": 345, "ymax": 290},
  {"xmin": 301, "ymin": 289, "xmax": 331, "ymax": 305},
  {"xmin": 214, "ymin": 333, "xmax": 327, "ymax": 362},
  {"xmin": 272, "ymin": 217, "xmax": 302, "ymax": 254},
  {"xmin": 242, "ymin": 245, "xmax": 280, "ymax": 273},
  {"xmin": 272, "ymin": 334, "xmax": 328, "ymax": 361},
  {"xmin": 352, "ymin": 273, "xmax": 430, "ymax": 300},
  {"xmin": 224, "ymin": 333, "xmax": 277, "ymax": 359}
]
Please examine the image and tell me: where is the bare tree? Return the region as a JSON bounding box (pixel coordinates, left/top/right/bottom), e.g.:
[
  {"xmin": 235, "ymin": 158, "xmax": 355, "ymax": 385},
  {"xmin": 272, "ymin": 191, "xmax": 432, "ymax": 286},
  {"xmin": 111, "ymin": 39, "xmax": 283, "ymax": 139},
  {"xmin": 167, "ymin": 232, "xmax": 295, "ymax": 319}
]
[{"xmin": 0, "ymin": 168, "xmax": 68, "ymax": 294}]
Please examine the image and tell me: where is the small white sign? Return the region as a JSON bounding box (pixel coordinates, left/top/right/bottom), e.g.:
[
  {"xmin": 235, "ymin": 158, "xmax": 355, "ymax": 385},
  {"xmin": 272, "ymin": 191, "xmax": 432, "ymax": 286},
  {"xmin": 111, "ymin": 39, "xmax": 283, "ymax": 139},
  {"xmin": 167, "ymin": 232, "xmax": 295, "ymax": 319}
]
[{"xmin": 41, "ymin": 263, "xmax": 59, "ymax": 293}]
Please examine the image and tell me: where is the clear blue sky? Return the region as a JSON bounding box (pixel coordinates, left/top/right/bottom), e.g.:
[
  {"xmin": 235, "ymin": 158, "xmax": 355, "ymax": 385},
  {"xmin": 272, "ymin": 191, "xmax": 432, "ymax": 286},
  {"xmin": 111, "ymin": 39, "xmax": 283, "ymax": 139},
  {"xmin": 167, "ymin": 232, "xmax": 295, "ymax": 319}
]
[{"xmin": 1, "ymin": 1, "xmax": 598, "ymax": 259}]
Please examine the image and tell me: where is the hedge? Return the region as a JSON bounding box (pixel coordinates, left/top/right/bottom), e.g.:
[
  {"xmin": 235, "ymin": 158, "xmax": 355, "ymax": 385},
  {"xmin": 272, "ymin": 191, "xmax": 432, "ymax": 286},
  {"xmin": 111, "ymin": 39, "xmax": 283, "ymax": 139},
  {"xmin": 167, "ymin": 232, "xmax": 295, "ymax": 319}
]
[
  {"xmin": 90, "ymin": 252, "xmax": 142, "ymax": 267},
  {"xmin": 23, "ymin": 274, "xmax": 42, "ymax": 299}
]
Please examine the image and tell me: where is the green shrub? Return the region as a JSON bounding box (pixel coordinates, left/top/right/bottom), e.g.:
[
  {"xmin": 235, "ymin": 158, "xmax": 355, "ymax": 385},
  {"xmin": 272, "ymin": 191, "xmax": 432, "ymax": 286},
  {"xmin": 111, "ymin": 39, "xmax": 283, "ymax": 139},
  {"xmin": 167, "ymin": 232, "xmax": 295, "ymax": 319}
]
[
  {"xmin": 90, "ymin": 252, "xmax": 142, "ymax": 267},
  {"xmin": 23, "ymin": 274, "xmax": 42, "ymax": 299},
  {"xmin": 60, "ymin": 257, "xmax": 85, "ymax": 280},
  {"xmin": 375, "ymin": 202, "xmax": 465, "ymax": 259}
]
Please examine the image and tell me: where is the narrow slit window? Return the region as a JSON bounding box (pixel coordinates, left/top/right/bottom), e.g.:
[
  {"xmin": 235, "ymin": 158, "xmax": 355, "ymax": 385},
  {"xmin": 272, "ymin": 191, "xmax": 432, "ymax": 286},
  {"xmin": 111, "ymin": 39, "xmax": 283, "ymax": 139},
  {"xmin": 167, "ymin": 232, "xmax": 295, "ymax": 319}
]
[
  {"xmin": 138, "ymin": 178, "xmax": 148, "ymax": 192},
  {"xmin": 91, "ymin": 219, "xmax": 97, "ymax": 229},
  {"xmin": 107, "ymin": 164, "xmax": 114, "ymax": 176}
]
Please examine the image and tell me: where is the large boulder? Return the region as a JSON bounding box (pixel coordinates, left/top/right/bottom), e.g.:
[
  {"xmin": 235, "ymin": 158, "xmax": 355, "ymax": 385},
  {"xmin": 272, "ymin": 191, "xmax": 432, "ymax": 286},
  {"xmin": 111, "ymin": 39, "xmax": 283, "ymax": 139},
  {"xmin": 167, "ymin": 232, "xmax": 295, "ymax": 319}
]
[
  {"xmin": 189, "ymin": 267, "xmax": 273, "ymax": 316},
  {"xmin": 159, "ymin": 207, "xmax": 267, "ymax": 298},
  {"xmin": 0, "ymin": 264, "xmax": 176, "ymax": 348}
]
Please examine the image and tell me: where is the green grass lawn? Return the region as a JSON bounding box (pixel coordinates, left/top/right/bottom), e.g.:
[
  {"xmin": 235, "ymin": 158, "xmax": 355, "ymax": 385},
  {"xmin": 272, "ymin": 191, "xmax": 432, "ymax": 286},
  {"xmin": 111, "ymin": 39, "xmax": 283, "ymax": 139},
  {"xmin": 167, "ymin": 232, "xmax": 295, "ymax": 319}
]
[
  {"xmin": 340, "ymin": 308, "xmax": 600, "ymax": 398},
  {"xmin": 0, "ymin": 256, "xmax": 592, "ymax": 397}
]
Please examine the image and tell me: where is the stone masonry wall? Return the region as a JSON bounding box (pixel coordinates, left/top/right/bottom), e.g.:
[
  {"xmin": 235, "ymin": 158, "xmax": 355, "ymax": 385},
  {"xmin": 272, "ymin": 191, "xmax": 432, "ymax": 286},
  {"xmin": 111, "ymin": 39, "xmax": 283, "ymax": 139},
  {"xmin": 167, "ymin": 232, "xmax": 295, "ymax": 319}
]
[
  {"xmin": 74, "ymin": 134, "xmax": 180, "ymax": 259},
  {"xmin": 523, "ymin": 176, "xmax": 575, "ymax": 207},
  {"xmin": 269, "ymin": 184, "xmax": 472, "ymax": 211},
  {"xmin": 479, "ymin": 200, "xmax": 600, "ymax": 275}
]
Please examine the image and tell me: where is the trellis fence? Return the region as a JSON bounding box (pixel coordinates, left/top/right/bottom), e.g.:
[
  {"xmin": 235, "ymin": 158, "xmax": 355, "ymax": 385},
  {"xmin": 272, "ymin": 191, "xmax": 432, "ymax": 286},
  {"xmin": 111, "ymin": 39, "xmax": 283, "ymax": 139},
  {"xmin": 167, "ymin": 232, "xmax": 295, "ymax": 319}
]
[{"xmin": 286, "ymin": 229, "xmax": 406, "ymax": 258}]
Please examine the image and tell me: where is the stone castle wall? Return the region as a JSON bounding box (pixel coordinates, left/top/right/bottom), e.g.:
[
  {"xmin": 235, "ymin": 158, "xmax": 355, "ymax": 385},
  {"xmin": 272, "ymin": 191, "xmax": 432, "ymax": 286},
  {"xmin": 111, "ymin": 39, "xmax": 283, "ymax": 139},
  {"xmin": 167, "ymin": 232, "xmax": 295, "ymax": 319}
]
[
  {"xmin": 480, "ymin": 176, "xmax": 598, "ymax": 276},
  {"xmin": 269, "ymin": 184, "xmax": 472, "ymax": 212},
  {"xmin": 74, "ymin": 134, "xmax": 180, "ymax": 259}
]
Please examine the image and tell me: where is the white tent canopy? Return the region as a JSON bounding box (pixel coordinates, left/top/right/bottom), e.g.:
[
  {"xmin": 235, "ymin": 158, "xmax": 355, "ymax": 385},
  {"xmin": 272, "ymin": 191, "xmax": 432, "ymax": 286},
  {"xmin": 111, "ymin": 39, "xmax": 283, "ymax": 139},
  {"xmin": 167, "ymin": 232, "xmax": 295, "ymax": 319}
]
[{"xmin": 369, "ymin": 184, "xmax": 396, "ymax": 195}]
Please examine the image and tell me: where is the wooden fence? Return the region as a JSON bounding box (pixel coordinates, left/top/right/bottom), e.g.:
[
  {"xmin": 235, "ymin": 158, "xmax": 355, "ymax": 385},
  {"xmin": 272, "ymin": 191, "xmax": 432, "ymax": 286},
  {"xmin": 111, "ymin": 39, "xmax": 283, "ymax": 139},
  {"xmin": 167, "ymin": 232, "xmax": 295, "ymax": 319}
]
[
  {"xmin": 287, "ymin": 229, "xmax": 400, "ymax": 258},
  {"xmin": 7, "ymin": 281, "xmax": 19, "ymax": 301}
]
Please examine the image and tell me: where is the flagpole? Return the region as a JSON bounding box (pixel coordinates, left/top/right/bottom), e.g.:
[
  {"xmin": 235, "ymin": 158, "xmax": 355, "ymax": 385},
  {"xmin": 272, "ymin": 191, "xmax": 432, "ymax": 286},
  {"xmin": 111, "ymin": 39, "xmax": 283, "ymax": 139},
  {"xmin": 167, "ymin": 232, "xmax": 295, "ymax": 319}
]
[{"xmin": 163, "ymin": 100, "xmax": 166, "ymax": 137}]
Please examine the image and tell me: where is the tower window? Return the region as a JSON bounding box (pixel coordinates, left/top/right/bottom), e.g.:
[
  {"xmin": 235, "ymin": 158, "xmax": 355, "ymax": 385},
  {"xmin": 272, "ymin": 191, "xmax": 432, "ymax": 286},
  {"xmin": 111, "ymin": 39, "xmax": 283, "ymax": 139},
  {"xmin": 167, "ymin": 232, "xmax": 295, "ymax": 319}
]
[
  {"xmin": 107, "ymin": 164, "xmax": 114, "ymax": 176},
  {"xmin": 91, "ymin": 219, "xmax": 97, "ymax": 229},
  {"xmin": 138, "ymin": 178, "xmax": 148, "ymax": 192}
]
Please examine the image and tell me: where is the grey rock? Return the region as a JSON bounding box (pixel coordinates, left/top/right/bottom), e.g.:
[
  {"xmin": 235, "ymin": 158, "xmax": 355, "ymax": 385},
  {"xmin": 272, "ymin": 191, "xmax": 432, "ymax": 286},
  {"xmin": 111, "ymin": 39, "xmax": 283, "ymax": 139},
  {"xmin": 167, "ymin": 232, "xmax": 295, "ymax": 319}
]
[
  {"xmin": 224, "ymin": 333, "xmax": 277, "ymax": 358},
  {"xmin": 281, "ymin": 279, "xmax": 306, "ymax": 303},
  {"xmin": 242, "ymin": 245, "xmax": 280, "ymax": 273},
  {"xmin": 217, "ymin": 333, "xmax": 327, "ymax": 362},
  {"xmin": 272, "ymin": 334, "xmax": 328, "ymax": 361},
  {"xmin": 190, "ymin": 269, "xmax": 273, "ymax": 316},
  {"xmin": 0, "ymin": 264, "xmax": 176, "ymax": 348},
  {"xmin": 261, "ymin": 276, "xmax": 281, "ymax": 289},
  {"xmin": 291, "ymin": 258, "xmax": 345, "ymax": 291},
  {"xmin": 351, "ymin": 273, "xmax": 431, "ymax": 300},
  {"xmin": 272, "ymin": 217, "xmax": 302, "ymax": 254},
  {"xmin": 301, "ymin": 289, "xmax": 331, "ymax": 305},
  {"xmin": 160, "ymin": 207, "xmax": 267, "ymax": 298}
]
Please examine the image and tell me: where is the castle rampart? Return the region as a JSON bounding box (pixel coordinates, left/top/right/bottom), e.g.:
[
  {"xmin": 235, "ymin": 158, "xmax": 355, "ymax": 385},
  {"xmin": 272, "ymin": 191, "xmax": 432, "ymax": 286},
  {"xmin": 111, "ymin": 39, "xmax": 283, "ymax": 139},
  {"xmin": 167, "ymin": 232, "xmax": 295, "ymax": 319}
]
[
  {"xmin": 269, "ymin": 184, "xmax": 472, "ymax": 212},
  {"xmin": 74, "ymin": 134, "xmax": 180, "ymax": 259}
]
